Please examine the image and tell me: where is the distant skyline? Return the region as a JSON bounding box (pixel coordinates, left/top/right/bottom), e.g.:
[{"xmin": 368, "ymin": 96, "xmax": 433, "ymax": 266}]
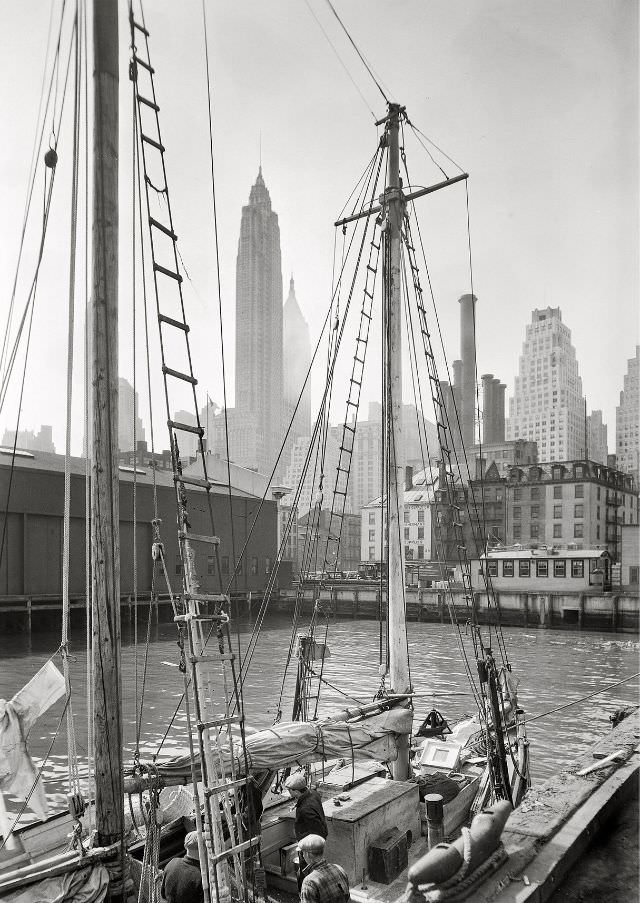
[{"xmin": 0, "ymin": 1, "xmax": 637, "ymax": 459}]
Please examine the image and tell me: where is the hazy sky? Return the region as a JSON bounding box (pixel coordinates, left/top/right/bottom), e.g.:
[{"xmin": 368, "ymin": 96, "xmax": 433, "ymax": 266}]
[{"xmin": 0, "ymin": 0, "xmax": 637, "ymax": 457}]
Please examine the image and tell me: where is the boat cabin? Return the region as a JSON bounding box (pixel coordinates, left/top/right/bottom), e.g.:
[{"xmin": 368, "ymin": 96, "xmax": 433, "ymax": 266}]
[{"xmin": 473, "ymin": 548, "xmax": 613, "ymax": 593}]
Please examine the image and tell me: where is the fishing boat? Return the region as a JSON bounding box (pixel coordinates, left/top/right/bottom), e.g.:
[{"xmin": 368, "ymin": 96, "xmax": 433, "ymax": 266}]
[{"xmin": 0, "ymin": 3, "xmax": 535, "ymax": 901}]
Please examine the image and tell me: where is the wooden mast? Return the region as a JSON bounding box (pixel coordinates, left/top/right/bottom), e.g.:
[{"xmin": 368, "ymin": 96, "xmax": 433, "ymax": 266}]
[
  {"xmin": 91, "ymin": 0, "xmax": 124, "ymax": 886},
  {"xmin": 385, "ymin": 103, "xmax": 411, "ymax": 780}
]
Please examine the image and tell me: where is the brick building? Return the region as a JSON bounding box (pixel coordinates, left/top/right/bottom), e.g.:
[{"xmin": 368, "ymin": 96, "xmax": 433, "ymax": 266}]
[{"xmin": 505, "ymin": 459, "xmax": 637, "ymax": 561}]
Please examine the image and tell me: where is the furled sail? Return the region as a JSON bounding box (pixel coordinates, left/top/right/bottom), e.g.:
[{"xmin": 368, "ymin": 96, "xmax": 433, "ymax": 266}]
[{"xmin": 144, "ymin": 705, "xmax": 413, "ymax": 787}]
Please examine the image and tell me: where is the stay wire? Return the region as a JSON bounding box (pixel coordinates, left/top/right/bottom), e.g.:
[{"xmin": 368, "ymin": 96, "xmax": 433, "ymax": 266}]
[
  {"xmin": 304, "ymin": 0, "xmax": 375, "ymax": 119},
  {"xmin": 322, "ymin": 0, "xmax": 391, "ymax": 104}
]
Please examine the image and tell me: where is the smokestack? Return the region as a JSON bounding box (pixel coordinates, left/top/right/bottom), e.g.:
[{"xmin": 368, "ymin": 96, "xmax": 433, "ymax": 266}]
[
  {"xmin": 490, "ymin": 378, "xmax": 500, "ymax": 445},
  {"xmin": 458, "ymin": 294, "xmax": 477, "ymax": 448},
  {"xmin": 405, "ymin": 465, "xmax": 413, "ymax": 490},
  {"xmin": 495, "ymin": 383, "xmax": 506, "ymax": 443},
  {"xmin": 452, "ymin": 359, "xmax": 463, "ymax": 390},
  {"xmin": 481, "ymin": 374, "xmax": 494, "ymax": 445}
]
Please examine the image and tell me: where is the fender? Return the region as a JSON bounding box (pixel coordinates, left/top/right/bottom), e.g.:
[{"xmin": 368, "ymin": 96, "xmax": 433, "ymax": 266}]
[{"xmin": 408, "ymin": 800, "xmax": 512, "ymax": 887}]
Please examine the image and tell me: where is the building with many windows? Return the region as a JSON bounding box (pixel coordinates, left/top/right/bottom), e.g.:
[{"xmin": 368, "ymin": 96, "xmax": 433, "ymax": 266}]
[
  {"xmin": 118, "ymin": 377, "xmax": 145, "ymax": 453},
  {"xmin": 616, "ymin": 345, "xmax": 639, "ymax": 481},
  {"xmin": 361, "ymin": 468, "xmax": 436, "ymax": 563},
  {"xmin": 505, "ymin": 459, "xmax": 637, "ymax": 561},
  {"xmin": 586, "ymin": 410, "xmax": 608, "ymax": 465},
  {"xmin": 507, "ymin": 307, "xmax": 586, "ymax": 462}
]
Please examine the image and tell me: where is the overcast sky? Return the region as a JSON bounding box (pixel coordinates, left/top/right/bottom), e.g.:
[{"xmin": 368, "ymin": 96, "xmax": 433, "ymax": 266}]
[{"xmin": 0, "ymin": 0, "xmax": 637, "ymax": 457}]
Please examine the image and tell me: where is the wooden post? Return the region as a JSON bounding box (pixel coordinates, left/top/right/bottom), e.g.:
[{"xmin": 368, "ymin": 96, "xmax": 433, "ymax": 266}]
[
  {"xmin": 91, "ymin": 0, "xmax": 125, "ymax": 890},
  {"xmin": 611, "ymin": 594, "xmax": 619, "ymax": 631},
  {"xmin": 578, "ymin": 593, "xmax": 585, "ymax": 629},
  {"xmin": 386, "ymin": 103, "xmax": 410, "ymax": 781},
  {"xmin": 522, "ymin": 593, "xmax": 529, "ymax": 627}
]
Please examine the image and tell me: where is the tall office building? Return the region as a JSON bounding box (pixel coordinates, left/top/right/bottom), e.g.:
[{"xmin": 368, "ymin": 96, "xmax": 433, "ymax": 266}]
[
  {"xmin": 586, "ymin": 410, "xmax": 608, "ymax": 465},
  {"xmin": 230, "ymin": 168, "xmax": 284, "ymax": 475},
  {"xmin": 507, "ymin": 307, "xmax": 585, "ymax": 462},
  {"xmin": 283, "ymin": 276, "xmax": 311, "ymax": 441},
  {"xmin": 1, "ymin": 425, "xmax": 55, "ymax": 453},
  {"xmin": 118, "ymin": 377, "xmax": 145, "ymax": 453},
  {"xmin": 616, "ymin": 345, "xmax": 639, "ymax": 480}
]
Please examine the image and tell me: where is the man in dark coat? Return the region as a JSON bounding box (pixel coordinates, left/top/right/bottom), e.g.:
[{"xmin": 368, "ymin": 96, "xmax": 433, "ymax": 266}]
[
  {"xmin": 161, "ymin": 830, "xmax": 204, "ymax": 903},
  {"xmin": 285, "ymin": 772, "xmax": 328, "ymax": 890}
]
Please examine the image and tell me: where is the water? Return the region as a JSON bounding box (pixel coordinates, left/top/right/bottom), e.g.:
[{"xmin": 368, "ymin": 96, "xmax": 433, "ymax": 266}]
[{"xmin": 1, "ymin": 615, "xmax": 638, "ymax": 826}]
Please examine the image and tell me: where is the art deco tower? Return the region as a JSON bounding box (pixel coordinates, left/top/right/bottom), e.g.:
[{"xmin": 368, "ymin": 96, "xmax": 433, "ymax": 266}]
[
  {"xmin": 507, "ymin": 307, "xmax": 585, "ymax": 462},
  {"xmin": 616, "ymin": 345, "xmax": 639, "ymax": 480},
  {"xmin": 233, "ymin": 168, "xmax": 283, "ymax": 474}
]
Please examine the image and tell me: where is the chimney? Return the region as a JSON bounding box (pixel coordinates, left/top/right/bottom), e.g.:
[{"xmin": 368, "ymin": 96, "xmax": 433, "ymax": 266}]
[
  {"xmin": 458, "ymin": 294, "xmax": 477, "ymax": 448},
  {"xmin": 491, "ymin": 378, "xmax": 501, "ymax": 445},
  {"xmin": 405, "ymin": 465, "xmax": 413, "ymax": 490},
  {"xmin": 481, "ymin": 374, "xmax": 494, "ymax": 445},
  {"xmin": 495, "ymin": 383, "xmax": 506, "ymax": 443}
]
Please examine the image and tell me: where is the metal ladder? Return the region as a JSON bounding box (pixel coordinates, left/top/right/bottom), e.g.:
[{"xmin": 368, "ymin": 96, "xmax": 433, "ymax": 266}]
[{"xmin": 129, "ymin": 14, "xmax": 260, "ymax": 901}]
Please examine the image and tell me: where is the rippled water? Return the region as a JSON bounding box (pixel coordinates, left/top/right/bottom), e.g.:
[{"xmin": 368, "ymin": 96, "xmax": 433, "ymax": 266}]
[{"xmin": 1, "ymin": 615, "xmax": 637, "ymax": 826}]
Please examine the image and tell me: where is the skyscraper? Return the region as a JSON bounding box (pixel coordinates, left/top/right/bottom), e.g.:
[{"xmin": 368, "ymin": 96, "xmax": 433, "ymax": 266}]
[
  {"xmin": 118, "ymin": 377, "xmax": 145, "ymax": 452},
  {"xmin": 616, "ymin": 345, "xmax": 639, "ymax": 480},
  {"xmin": 586, "ymin": 410, "xmax": 608, "ymax": 465},
  {"xmin": 507, "ymin": 307, "xmax": 585, "ymax": 462},
  {"xmin": 283, "ymin": 276, "xmax": 311, "ymax": 441},
  {"xmin": 230, "ymin": 168, "xmax": 284, "ymax": 475}
]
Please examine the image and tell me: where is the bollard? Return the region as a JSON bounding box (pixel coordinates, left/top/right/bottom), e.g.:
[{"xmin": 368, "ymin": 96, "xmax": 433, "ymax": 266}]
[{"xmin": 424, "ymin": 793, "xmax": 444, "ymax": 850}]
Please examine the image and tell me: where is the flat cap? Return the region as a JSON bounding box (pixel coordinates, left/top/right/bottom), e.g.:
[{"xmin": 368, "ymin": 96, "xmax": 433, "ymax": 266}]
[
  {"xmin": 297, "ymin": 834, "xmax": 325, "ymax": 853},
  {"xmin": 284, "ymin": 772, "xmax": 308, "ymax": 791},
  {"xmin": 184, "ymin": 830, "xmax": 200, "ymax": 851}
]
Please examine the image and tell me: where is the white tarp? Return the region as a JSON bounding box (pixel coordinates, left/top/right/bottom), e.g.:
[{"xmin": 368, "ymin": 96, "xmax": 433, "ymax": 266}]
[
  {"xmin": 154, "ymin": 706, "xmax": 413, "ymax": 783},
  {"xmin": 0, "ymin": 661, "xmax": 66, "ymax": 820}
]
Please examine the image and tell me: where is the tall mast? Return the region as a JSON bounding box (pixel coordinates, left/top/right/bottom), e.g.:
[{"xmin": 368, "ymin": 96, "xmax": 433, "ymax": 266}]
[
  {"xmin": 385, "ymin": 103, "xmax": 410, "ymax": 780},
  {"xmin": 91, "ymin": 0, "xmax": 124, "ymax": 887}
]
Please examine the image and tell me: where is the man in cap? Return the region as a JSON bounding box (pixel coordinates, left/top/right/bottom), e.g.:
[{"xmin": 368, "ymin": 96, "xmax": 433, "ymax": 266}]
[
  {"xmin": 284, "ymin": 771, "xmax": 328, "ymax": 890},
  {"xmin": 161, "ymin": 830, "xmax": 204, "ymax": 903},
  {"xmin": 298, "ymin": 834, "xmax": 350, "ymax": 903}
]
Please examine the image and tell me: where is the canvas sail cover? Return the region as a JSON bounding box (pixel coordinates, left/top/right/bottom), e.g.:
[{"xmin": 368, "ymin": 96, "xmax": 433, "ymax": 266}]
[{"xmin": 153, "ymin": 706, "xmax": 413, "ymax": 784}]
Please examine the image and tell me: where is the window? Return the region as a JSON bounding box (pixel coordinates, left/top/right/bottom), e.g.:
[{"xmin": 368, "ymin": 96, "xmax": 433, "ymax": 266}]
[
  {"xmin": 417, "ymin": 510, "xmax": 424, "ymax": 524},
  {"xmin": 571, "ymin": 560, "xmax": 584, "ymax": 578},
  {"xmin": 405, "ymin": 546, "xmax": 413, "ymax": 559},
  {"xmin": 531, "ymin": 487, "xmax": 540, "ymax": 500},
  {"xmin": 417, "ymin": 545, "xmax": 424, "ymax": 559},
  {"xmin": 514, "ymin": 488, "xmax": 522, "ymax": 501},
  {"xmin": 221, "ymin": 555, "xmax": 229, "ymax": 574},
  {"xmin": 265, "ymin": 557, "xmax": 272, "ymax": 574},
  {"xmin": 553, "ymin": 560, "xmax": 566, "ymax": 578},
  {"xmin": 503, "ymin": 560, "xmax": 514, "ymax": 577},
  {"xmin": 519, "ymin": 559, "xmax": 530, "ymax": 577},
  {"xmin": 236, "ymin": 558, "xmax": 243, "ymax": 575},
  {"xmin": 596, "ymin": 525, "xmax": 600, "ymax": 540},
  {"xmin": 207, "ymin": 555, "xmax": 215, "ymax": 575},
  {"xmin": 368, "ymin": 512, "xmax": 375, "ymax": 524},
  {"xmin": 487, "ymin": 560, "xmax": 498, "ymax": 577},
  {"xmin": 574, "ymin": 524, "xmax": 584, "ymax": 538},
  {"xmin": 553, "ymin": 485, "xmax": 562, "ymax": 499},
  {"xmin": 574, "ymin": 504, "xmax": 583, "ymax": 518},
  {"xmin": 369, "ymin": 529, "xmax": 375, "ymax": 541},
  {"xmin": 513, "ymin": 506, "xmax": 521, "ymax": 519},
  {"xmin": 575, "ymin": 484, "xmax": 584, "ymax": 498},
  {"xmin": 630, "ymin": 566, "xmax": 639, "ymax": 586},
  {"xmin": 418, "ymin": 527, "xmax": 424, "ymax": 540},
  {"xmin": 597, "ymin": 487, "xmax": 601, "ymax": 500},
  {"xmin": 531, "ymin": 505, "xmax": 539, "ymax": 519},
  {"xmin": 251, "ymin": 556, "xmax": 258, "ymax": 575},
  {"xmin": 513, "ymin": 524, "xmax": 522, "ymax": 540},
  {"xmin": 554, "ymin": 505, "xmax": 562, "ymax": 518},
  {"xmin": 553, "ymin": 524, "xmax": 562, "ymax": 538},
  {"xmin": 368, "ymin": 547, "xmax": 375, "ymax": 560},
  {"xmin": 531, "ymin": 524, "xmax": 540, "ymax": 539},
  {"xmin": 404, "ymin": 527, "xmax": 410, "ymax": 540},
  {"xmin": 536, "ymin": 559, "xmax": 548, "ymax": 577},
  {"xmin": 175, "ymin": 558, "xmax": 183, "ymax": 576},
  {"xmin": 404, "ymin": 511, "xmax": 410, "ymax": 523}
]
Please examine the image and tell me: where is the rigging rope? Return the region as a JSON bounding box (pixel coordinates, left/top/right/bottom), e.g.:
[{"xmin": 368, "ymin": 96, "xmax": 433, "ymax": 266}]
[{"xmin": 322, "ymin": 0, "xmax": 391, "ymax": 104}]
